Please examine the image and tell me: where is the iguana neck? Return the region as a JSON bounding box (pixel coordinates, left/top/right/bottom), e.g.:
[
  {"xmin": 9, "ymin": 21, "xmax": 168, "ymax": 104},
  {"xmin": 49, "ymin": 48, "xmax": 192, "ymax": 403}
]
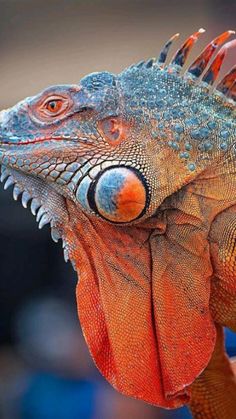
[{"xmin": 162, "ymin": 154, "xmax": 236, "ymax": 230}]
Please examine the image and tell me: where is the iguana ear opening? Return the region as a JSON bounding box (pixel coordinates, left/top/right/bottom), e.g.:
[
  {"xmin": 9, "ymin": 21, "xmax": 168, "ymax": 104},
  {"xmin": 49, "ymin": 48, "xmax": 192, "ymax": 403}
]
[
  {"xmin": 63, "ymin": 200, "xmax": 216, "ymax": 408},
  {"xmin": 98, "ymin": 117, "xmax": 129, "ymax": 146}
]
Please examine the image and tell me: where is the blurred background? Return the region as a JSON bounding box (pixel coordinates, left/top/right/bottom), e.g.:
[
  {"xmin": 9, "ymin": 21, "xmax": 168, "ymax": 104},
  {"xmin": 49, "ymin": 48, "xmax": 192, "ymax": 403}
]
[{"xmin": 0, "ymin": 0, "xmax": 235, "ymax": 418}]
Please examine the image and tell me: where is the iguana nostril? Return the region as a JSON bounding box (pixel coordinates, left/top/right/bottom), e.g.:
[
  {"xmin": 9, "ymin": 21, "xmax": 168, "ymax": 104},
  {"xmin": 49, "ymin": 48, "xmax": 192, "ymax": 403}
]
[{"xmin": 88, "ymin": 166, "xmax": 149, "ymax": 223}]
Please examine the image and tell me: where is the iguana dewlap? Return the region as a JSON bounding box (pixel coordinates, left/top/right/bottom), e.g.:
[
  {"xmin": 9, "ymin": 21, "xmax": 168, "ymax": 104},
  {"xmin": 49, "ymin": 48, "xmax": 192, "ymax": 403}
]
[{"xmin": 0, "ymin": 29, "xmax": 236, "ymax": 418}]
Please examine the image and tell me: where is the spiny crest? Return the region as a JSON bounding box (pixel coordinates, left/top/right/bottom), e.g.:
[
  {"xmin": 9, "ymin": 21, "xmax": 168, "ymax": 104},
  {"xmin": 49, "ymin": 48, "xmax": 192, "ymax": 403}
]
[{"xmin": 129, "ymin": 29, "xmax": 236, "ymax": 103}]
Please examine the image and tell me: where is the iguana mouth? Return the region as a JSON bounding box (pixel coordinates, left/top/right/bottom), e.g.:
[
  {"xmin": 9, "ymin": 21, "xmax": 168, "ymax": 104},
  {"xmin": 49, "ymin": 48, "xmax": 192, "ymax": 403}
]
[
  {"xmin": 0, "ymin": 136, "xmax": 66, "ymax": 146},
  {"xmin": 0, "ymin": 134, "xmax": 92, "ymax": 147}
]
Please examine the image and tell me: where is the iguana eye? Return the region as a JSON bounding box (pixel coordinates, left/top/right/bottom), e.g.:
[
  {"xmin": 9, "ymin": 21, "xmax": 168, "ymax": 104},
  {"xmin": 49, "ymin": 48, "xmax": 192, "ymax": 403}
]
[
  {"xmin": 40, "ymin": 97, "xmax": 69, "ymax": 117},
  {"xmin": 46, "ymin": 100, "xmax": 63, "ymax": 113}
]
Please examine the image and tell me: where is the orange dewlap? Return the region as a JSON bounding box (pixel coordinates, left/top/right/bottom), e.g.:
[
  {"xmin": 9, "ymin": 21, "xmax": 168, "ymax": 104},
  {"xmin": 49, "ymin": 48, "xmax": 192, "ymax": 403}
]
[
  {"xmin": 68, "ymin": 213, "xmax": 187, "ymax": 408},
  {"xmin": 63, "ymin": 200, "xmax": 216, "ymax": 408}
]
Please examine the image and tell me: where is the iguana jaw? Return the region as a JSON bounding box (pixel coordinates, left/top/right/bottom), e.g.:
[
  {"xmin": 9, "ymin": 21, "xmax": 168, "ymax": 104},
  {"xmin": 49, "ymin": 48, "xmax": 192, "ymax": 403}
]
[
  {"xmin": 0, "ymin": 106, "xmax": 90, "ymax": 256},
  {"xmin": 0, "ymin": 117, "xmax": 74, "ymax": 261},
  {"xmin": 0, "ymin": 163, "xmax": 74, "ymax": 260}
]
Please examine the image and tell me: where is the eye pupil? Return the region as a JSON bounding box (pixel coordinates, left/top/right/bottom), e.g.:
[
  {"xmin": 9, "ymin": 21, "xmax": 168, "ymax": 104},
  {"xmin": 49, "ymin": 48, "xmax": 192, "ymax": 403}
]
[{"xmin": 50, "ymin": 101, "xmax": 56, "ymax": 110}]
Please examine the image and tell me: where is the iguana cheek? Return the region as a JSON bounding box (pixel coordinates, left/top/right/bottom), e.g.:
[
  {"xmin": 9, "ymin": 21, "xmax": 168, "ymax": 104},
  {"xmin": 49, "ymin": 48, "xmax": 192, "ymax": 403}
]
[{"xmin": 89, "ymin": 166, "xmax": 149, "ymax": 223}]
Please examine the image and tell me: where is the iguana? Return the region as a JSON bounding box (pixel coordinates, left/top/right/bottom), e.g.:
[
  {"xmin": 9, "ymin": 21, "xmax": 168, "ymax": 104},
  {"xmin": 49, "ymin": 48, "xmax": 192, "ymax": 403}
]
[{"xmin": 0, "ymin": 29, "xmax": 236, "ymax": 418}]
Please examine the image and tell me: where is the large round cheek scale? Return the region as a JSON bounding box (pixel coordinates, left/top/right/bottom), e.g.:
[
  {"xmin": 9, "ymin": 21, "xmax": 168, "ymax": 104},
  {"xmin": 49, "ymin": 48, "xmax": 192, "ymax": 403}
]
[{"xmin": 93, "ymin": 167, "xmax": 148, "ymax": 223}]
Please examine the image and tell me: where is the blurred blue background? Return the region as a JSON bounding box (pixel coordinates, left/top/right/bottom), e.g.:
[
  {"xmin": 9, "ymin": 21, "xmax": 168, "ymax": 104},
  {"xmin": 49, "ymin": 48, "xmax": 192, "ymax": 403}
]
[{"xmin": 0, "ymin": 0, "xmax": 235, "ymax": 418}]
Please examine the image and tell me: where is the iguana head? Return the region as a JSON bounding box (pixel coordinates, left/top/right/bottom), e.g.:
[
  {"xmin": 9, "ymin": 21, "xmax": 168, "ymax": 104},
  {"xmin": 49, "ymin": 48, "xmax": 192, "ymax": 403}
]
[
  {"xmin": 0, "ymin": 30, "xmax": 235, "ymax": 409},
  {"xmin": 0, "ymin": 71, "xmax": 159, "ymax": 228},
  {"xmin": 0, "ymin": 69, "xmax": 196, "ymax": 232}
]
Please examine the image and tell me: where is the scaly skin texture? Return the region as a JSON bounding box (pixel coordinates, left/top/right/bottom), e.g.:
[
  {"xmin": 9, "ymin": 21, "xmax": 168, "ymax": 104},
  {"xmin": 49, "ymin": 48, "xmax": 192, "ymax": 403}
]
[
  {"xmin": 0, "ymin": 30, "xmax": 236, "ymax": 417},
  {"xmin": 189, "ymin": 324, "xmax": 236, "ymax": 418}
]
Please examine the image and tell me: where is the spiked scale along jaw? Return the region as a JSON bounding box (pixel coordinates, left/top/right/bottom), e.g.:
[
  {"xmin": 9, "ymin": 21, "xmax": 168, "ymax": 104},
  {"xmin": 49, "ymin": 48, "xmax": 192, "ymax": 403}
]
[
  {"xmin": 0, "ymin": 164, "xmax": 71, "ymax": 261},
  {"xmin": 0, "ymin": 29, "xmax": 236, "ymax": 409}
]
